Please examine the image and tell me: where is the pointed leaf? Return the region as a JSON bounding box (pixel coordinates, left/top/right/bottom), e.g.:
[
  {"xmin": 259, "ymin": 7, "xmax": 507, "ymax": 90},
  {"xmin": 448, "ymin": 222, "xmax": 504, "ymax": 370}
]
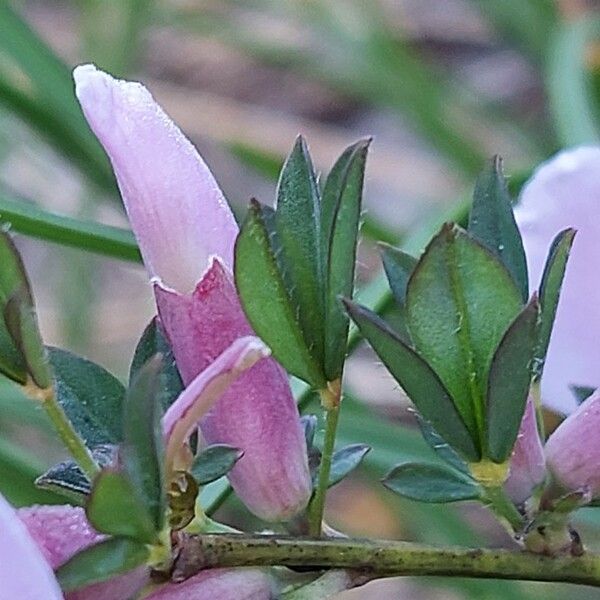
[
  {"xmin": 534, "ymin": 228, "xmax": 576, "ymax": 380},
  {"xmin": 87, "ymin": 469, "xmax": 158, "ymax": 543},
  {"xmin": 383, "ymin": 462, "xmax": 481, "ymax": 503},
  {"xmin": 56, "ymin": 537, "xmax": 148, "ymax": 593},
  {"xmin": 130, "ymin": 318, "xmax": 184, "ymax": 410},
  {"xmin": 468, "ymin": 156, "xmax": 528, "ymax": 300},
  {"xmin": 275, "ymin": 136, "xmax": 325, "ymax": 367},
  {"xmin": 321, "ymin": 139, "xmax": 369, "ymax": 380},
  {"xmin": 486, "ymin": 297, "xmax": 540, "ymax": 462},
  {"xmin": 344, "ymin": 299, "xmax": 479, "ymax": 461},
  {"xmin": 406, "ymin": 224, "xmax": 522, "ymax": 439},
  {"xmin": 122, "ymin": 356, "xmax": 165, "ymax": 531},
  {"xmin": 235, "ymin": 200, "xmax": 326, "ymax": 386},
  {"xmin": 191, "ymin": 444, "xmax": 243, "ymax": 485},
  {"xmin": 49, "ymin": 347, "xmax": 126, "ymax": 445},
  {"xmin": 380, "ymin": 243, "xmax": 418, "ymax": 307},
  {"xmin": 416, "ymin": 416, "xmax": 469, "ymax": 475},
  {"xmin": 327, "ymin": 443, "xmax": 370, "ymax": 487}
]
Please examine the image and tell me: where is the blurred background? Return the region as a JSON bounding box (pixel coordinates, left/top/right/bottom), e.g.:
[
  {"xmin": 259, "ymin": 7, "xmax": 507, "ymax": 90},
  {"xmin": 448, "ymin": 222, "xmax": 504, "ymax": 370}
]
[{"xmin": 1, "ymin": 0, "xmax": 600, "ymax": 598}]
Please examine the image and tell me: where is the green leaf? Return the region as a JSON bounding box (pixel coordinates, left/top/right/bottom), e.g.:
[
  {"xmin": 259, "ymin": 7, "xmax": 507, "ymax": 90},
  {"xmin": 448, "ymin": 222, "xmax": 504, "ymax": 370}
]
[
  {"xmin": 486, "ymin": 297, "xmax": 540, "ymax": 462},
  {"xmin": 383, "ymin": 462, "xmax": 481, "ymax": 503},
  {"xmin": 380, "ymin": 243, "xmax": 418, "ymax": 307},
  {"xmin": 534, "ymin": 228, "xmax": 576, "ymax": 380},
  {"xmin": 416, "ymin": 416, "xmax": 469, "ymax": 476},
  {"xmin": 35, "ymin": 445, "xmax": 117, "ymax": 504},
  {"xmin": 235, "ymin": 200, "xmax": 326, "ymax": 386},
  {"xmin": 344, "ymin": 300, "xmax": 479, "ymax": 461},
  {"xmin": 49, "ymin": 347, "xmax": 126, "ymax": 446},
  {"xmin": 405, "ymin": 224, "xmax": 522, "ymax": 440},
  {"xmin": 122, "ymin": 356, "xmax": 166, "ymax": 531},
  {"xmin": 191, "ymin": 444, "xmax": 243, "ymax": 485},
  {"xmin": 275, "ymin": 136, "xmax": 325, "ymax": 368},
  {"xmin": 56, "ymin": 537, "xmax": 148, "ymax": 593},
  {"xmin": 130, "ymin": 318, "xmax": 183, "ymax": 410},
  {"xmin": 320, "ymin": 139, "xmax": 369, "ymax": 380},
  {"xmin": 468, "ymin": 156, "xmax": 528, "ymax": 301},
  {"xmin": 87, "ymin": 469, "xmax": 158, "ymax": 543},
  {"xmin": 327, "ymin": 443, "xmax": 370, "ymax": 487}
]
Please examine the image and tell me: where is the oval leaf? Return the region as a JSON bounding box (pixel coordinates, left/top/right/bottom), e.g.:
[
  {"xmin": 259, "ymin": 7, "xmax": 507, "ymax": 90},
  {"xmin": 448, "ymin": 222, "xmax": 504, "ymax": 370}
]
[
  {"xmin": 486, "ymin": 297, "xmax": 540, "ymax": 462},
  {"xmin": 383, "ymin": 462, "xmax": 481, "ymax": 503},
  {"xmin": 327, "ymin": 443, "xmax": 370, "ymax": 488},
  {"xmin": 191, "ymin": 444, "xmax": 243, "ymax": 485}
]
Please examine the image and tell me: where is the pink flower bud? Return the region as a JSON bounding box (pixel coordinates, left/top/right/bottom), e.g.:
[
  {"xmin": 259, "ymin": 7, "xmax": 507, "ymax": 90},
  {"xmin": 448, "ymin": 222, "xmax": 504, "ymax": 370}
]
[
  {"xmin": 73, "ymin": 65, "xmax": 311, "ymax": 521},
  {"xmin": 545, "ymin": 391, "xmax": 600, "ymax": 497},
  {"xmin": 515, "ymin": 147, "xmax": 600, "ymax": 414},
  {"xmin": 503, "ymin": 397, "xmax": 546, "ymax": 504},
  {"xmin": 0, "ymin": 493, "xmax": 63, "ymax": 599},
  {"xmin": 18, "ymin": 504, "xmax": 148, "ymax": 600},
  {"xmin": 146, "ymin": 568, "xmax": 274, "ymax": 600}
]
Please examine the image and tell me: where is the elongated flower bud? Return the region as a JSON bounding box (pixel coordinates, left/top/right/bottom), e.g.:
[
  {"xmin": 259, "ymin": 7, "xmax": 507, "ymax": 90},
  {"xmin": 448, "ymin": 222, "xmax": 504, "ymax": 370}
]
[
  {"xmin": 515, "ymin": 147, "xmax": 600, "ymax": 414},
  {"xmin": 0, "ymin": 493, "xmax": 63, "ymax": 599},
  {"xmin": 146, "ymin": 568, "xmax": 275, "ymax": 600},
  {"xmin": 504, "ymin": 397, "xmax": 546, "ymax": 504},
  {"xmin": 74, "ymin": 65, "xmax": 311, "ymax": 521},
  {"xmin": 545, "ymin": 391, "xmax": 600, "ymax": 497},
  {"xmin": 18, "ymin": 504, "xmax": 148, "ymax": 600}
]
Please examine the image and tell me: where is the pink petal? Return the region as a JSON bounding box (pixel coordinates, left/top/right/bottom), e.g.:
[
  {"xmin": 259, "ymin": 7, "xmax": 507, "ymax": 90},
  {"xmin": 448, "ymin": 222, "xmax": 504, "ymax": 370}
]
[
  {"xmin": 162, "ymin": 335, "xmax": 271, "ymax": 470},
  {"xmin": 503, "ymin": 397, "xmax": 546, "ymax": 504},
  {"xmin": 0, "ymin": 494, "xmax": 63, "ymax": 599},
  {"xmin": 515, "ymin": 147, "xmax": 600, "ymax": 414},
  {"xmin": 73, "ymin": 64, "xmax": 238, "ymax": 293},
  {"xmin": 545, "ymin": 391, "xmax": 600, "ymax": 497},
  {"xmin": 18, "ymin": 505, "xmax": 148, "ymax": 600},
  {"xmin": 156, "ymin": 259, "xmax": 312, "ymax": 521},
  {"xmin": 145, "ymin": 569, "xmax": 274, "ymax": 600}
]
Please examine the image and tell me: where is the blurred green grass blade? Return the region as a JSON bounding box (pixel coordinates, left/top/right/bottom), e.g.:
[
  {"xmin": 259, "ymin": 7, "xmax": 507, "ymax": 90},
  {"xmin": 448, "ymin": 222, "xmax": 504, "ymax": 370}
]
[
  {"xmin": 547, "ymin": 16, "xmax": 600, "ymax": 146},
  {"xmin": 0, "ymin": 2, "xmax": 114, "ymax": 190},
  {"xmin": 0, "ymin": 193, "xmax": 141, "ymax": 262}
]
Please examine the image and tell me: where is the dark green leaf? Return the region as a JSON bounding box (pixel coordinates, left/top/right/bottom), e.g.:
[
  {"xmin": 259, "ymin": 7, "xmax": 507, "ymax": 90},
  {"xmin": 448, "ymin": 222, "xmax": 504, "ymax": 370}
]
[
  {"xmin": 321, "ymin": 139, "xmax": 369, "ymax": 380},
  {"xmin": 380, "ymin": 243, "xmax": 418, "ymax": 307},
  {"xmin": 301, "ymin": 414, "xmax": 318, "ymax": 449},
  {"xmin": 416, "ymin": 416, "xmax": 469, "ymax": 475},
  {"xmin": 275, "ymin": 136, "xmax": 325, "ymax": 367},
  {"xmin": 122, "ymin": 356, "xmax": 166, "ymax": 530},
  {"xmin": 235, "ymin": 200, "xmax": 326, "ymax": 386},
  {"xmin": 56, "ymin": 537, "xmax": 148, "ymax": 593},
  {"xmin": 571, "ymin": 385, "xmax": 596, "ymax": 405},
  {"xmin": 344, "ymin": 299, "xmax": 479, "ymax": 461},
  {"xmin": 49, "ymin": 347, "xmax": 126, "ymax": 446},
  {"xmin": 87, "ymin": 469, "xmax": 158, "ymax": 543},
  {"xmin": 130, "ymin": 318, "xmax": 183, "ymax": 410},
  {"xmin": 486, "ymin": 298, "xmax": 540, "ymax": 462},
  {"xmin": 535, "ymin": 228, "xmax": 576, "ymax": 380},
  {"xmin": 35, "ymin": 445, "xmax": 117, "ymax": 503},
  {"xmin": 383, "ymin": 462, "xmax": 481, "ymax": 503},
  {"xmin": 191, "ymin": 444, "xmax": 243, "ymax": 485},
  {"xmin": 406, "ymin": 224, "xmax": 522, "ymax": 439},
  {"xmin": 327, "ymin": 443, "xmax": 370, "ymax": 487},
  {"xmin": 468, "ymin": 156, "xmax": 528, "ymax": 300}
]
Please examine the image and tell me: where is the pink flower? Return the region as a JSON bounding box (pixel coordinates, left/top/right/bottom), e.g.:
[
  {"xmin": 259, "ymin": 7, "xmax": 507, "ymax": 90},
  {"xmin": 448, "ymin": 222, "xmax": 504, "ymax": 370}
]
[
  {"xmin": 515, "ymin": 147, "xmax": 600, "ymax": 414},
  {"xmin": 74, "ymin": 64, "xmax": 311, "ymax": 521},
  {"xmin": 504, "ymin": 398, "xmax": 546, "ymax": 504},
  {"xmin": 545, "ymin": 391, "xmax": 600, "ymax": 497}
]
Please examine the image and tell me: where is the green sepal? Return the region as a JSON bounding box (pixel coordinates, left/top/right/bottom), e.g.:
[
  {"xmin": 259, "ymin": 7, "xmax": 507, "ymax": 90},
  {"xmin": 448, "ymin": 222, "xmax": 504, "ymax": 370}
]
[
  {"xmin": 383, "ymin": 462, "xmax": 481, "ymax": 503},
  {"xmin": 56, "ymin": 537, "xmax": 149, "ymax": 593},
  {"xmin": 468, "ymin": 156, "xmax": 528, "ymax": 301},
  {"xmin": 486, "ymin": 297, "xmax": 540, "ymax": 462},
  {"xmin": 344, "ymin": 299, "xmax": 479, "ymax": 461}
]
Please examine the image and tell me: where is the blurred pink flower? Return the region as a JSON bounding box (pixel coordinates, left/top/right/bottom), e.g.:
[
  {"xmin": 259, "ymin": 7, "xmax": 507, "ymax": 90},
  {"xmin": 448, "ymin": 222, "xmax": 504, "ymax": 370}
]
[
  {"xmin": 74, "ymin": 64, "xmax": 311, "ymax": 521},
  {"xmin": 515, "ymin": 147, "xmax": 600, "ymax": 414}
]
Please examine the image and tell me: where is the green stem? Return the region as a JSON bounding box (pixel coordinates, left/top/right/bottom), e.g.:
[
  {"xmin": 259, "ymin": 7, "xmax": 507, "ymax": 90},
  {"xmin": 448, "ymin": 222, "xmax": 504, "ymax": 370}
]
[
  {"xmin": 484, "ymin": 486, "xmax": 524, "ymax": 533},
  {"xmin": 307, "ymin": 382, "xmax": 342, "ymax": 537},
  {"xmin": 172, "ymin": 533, "xmax": 600, "ymax": 587},
  {"xmin": 26, "ymin": 383, "xmax": 99, "ymax": 480}
]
